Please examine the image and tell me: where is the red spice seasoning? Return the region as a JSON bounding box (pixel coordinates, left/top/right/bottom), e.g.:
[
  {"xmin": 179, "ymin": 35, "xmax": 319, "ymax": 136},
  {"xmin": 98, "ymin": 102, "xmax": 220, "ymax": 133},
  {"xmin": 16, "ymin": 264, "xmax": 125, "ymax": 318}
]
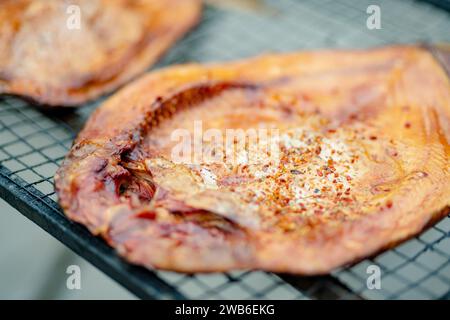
[
  {"xmin": 136, "ymin": 211, "xmax": 156, "ymax": 220},
  {"xmin": 386, "ymin": 200, "xmax": 393, "ymax": 209}
]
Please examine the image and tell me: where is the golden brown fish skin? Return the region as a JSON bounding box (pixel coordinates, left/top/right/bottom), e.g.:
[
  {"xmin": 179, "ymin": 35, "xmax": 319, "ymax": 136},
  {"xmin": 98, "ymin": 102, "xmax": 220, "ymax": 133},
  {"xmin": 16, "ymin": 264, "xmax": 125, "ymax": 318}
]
[
  {"xmin": 0, "ymin": 0, "xmax": 201, "ymax": 106},
  {"xmin": 55, "ymin": 46, "xmax": 450, "ymax": 274}
]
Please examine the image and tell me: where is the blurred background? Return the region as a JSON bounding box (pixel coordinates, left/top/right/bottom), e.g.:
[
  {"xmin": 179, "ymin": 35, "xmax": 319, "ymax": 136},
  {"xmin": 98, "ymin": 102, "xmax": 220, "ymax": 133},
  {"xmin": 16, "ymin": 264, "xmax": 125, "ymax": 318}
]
[
  {"xmin": 0, "ymin": 199, "xmax": 134, "ymax": 299},
  {"xmin": 1, "ymin": 0, "xmax": 450, "ymax": 299}
]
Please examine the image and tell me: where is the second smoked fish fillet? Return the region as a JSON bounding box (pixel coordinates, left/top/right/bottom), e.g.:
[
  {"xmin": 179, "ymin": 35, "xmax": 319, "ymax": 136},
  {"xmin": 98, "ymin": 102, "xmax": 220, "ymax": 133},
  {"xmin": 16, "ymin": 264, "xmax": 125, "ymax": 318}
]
[{"xmin": 0, "ymin": 0, "xmax": 201, "ymax": 106}]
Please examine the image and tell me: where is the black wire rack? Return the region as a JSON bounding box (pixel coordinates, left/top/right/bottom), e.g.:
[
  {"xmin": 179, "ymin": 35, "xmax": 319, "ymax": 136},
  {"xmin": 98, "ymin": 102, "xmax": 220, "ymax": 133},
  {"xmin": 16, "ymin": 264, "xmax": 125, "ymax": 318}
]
[{"xmin": 1, "ymin": 0, "xmax": 450, "ymax": 300}]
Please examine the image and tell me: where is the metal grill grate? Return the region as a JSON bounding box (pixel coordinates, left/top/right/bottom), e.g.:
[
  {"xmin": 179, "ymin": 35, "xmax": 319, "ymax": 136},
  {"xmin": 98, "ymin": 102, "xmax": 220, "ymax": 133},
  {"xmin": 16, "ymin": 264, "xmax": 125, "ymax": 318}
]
[{"xmin": 1, "ymin": 0, "xmax": 450, "ymax": 300}]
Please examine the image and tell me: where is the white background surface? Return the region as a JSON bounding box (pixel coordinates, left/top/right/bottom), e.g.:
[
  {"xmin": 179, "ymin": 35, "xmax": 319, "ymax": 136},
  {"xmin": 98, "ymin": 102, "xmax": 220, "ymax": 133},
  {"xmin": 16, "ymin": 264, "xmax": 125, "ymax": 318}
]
[{"xmin": 0, "ymin": 199, "xmax": 134, "ymax": 299}]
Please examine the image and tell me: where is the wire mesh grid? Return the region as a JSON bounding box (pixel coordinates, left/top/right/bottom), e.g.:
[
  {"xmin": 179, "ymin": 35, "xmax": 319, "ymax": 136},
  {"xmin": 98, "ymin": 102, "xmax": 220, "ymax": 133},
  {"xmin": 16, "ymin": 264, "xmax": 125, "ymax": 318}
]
[{"xmin": 0, "ymin": 0, "xmax": 449, "ymax": 300}]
